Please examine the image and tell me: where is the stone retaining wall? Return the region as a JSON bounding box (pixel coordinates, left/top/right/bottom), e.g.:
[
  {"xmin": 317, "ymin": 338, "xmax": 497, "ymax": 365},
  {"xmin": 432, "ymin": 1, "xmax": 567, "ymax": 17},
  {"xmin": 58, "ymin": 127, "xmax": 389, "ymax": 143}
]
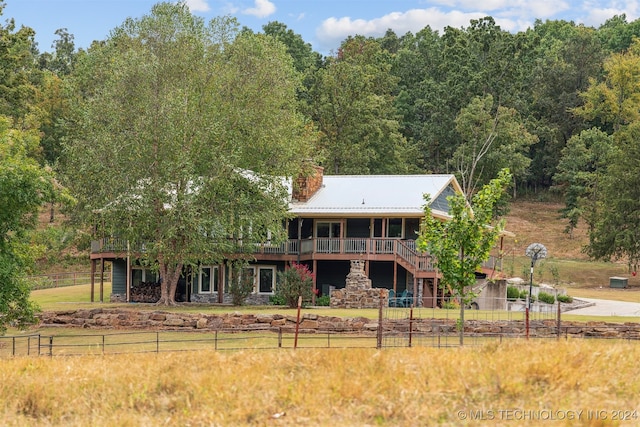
[{"xmin": 36, "ymin": 309, "xmax": 640, "ymax": 339}]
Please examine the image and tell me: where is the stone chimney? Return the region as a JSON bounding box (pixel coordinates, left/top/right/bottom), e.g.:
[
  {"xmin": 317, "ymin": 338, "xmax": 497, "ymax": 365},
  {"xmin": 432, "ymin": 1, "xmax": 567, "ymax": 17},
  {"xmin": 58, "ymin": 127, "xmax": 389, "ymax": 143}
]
[{"xmin": 292, "ymin": 164, "xmax": 324, "ymax": 202}]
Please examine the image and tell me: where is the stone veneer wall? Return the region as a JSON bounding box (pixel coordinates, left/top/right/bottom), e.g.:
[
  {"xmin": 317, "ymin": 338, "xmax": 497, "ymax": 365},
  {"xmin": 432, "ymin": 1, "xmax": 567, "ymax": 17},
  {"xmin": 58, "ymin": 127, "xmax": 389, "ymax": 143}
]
[
  {"xmin": 112, "ymin": 293, "xmax": 271, "ymax": 305},
  {"xmin": 331, "ymin": 260, "xmax": 389, "ymax": 309},
  {"xmin": 36, "ymin": 309, "xmax": 640, "ymax": 339}
]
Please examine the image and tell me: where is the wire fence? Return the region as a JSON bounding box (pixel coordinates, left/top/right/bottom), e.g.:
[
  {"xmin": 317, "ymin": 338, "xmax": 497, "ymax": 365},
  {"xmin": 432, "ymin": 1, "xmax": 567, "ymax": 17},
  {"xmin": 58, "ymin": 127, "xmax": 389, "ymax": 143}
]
[
  {"xmin": 27, "ymin": 271, "xmax": 111, "ymax": 290},
  {"xmin": 2, "ymin": 295, "xmax": 639, "ymax": 358}
]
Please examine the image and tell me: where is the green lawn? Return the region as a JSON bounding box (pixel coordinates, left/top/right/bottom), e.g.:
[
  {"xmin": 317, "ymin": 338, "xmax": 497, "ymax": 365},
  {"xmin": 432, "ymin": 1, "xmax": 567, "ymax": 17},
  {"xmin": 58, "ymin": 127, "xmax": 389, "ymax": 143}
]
[{"xmin": 27, "ymin": 281, "xmax": 640, "ymax": 325}]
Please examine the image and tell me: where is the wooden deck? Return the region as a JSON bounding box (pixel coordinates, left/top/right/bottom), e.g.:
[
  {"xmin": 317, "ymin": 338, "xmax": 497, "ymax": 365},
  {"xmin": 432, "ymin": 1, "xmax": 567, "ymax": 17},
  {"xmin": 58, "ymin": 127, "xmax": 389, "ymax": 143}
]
[{"xmin": 90, "ymin": 237, "xmax": 501, "ymax": 280}]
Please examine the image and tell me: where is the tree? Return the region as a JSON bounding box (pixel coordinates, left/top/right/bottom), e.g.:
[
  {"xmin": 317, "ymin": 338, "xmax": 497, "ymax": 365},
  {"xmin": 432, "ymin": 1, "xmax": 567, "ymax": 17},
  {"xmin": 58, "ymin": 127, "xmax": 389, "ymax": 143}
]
[
  {"xmin": 0, "ymin": 4, "xmax": 39, "ymax": 121},
  {"xmin": 452, "ymin": 94, "xmax": 536, "ymax": 198},
  {"xmin": 261, "ymin": 21, "xmax": 322, "ymax": 74},
  {"xmin": 417, "ymin": 169, "xmax": 512, "ymax": 345},
  {"xmin": 0, "ymin": 116, "xmax": 61, "ymax": 334},
  {"xmin": 526, "ymin": 21, "xmax": 605, "ymax": 188},
  {"xmin": 63, "ymin": 2, "xmax": 312, "ymax": 305},
  {"xmin": 585, "ymin": 121, "xmax": 640, "ymax": 268},
  {"xmin": 40, "ymin": 28, "xmax": 77, "ymax": 76},
  {"xmin": 305, "ymin": 36, "xmax": 408, "ymax": 174},
  {"xmin": 552, "ymin": 128, "xmax": 614, "ymax": 237},
  {"xmin": 574, "ymin": 38, "xmax": 640, "ymax": 131}
]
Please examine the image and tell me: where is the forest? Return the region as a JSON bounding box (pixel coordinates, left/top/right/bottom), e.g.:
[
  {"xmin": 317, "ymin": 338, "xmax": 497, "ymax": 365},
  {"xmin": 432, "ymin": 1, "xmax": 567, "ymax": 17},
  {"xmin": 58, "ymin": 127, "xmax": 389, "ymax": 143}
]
[{"xmin": 3, "ymin": 2, "xmax": 640, "ymax": 289}]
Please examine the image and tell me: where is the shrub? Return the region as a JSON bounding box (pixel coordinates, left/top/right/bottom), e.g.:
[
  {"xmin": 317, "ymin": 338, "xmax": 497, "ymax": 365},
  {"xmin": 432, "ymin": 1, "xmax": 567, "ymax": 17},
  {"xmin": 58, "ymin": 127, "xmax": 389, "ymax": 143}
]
[
  {"xmin": 269, "ymin": 294, "xmax": 286, "ymax": 305},
  {"xmin": 442, "ymin": 300, "xmax": 459, "ymax": 310},
  {"xmin": 519, "ymin": 289, "xmax": 529, "ymax": 300},
  {"xmin": 557, "ymin": 294, "xmax": 573, "ymax": 303},
  {"xmin": 507, "ymin": 286, "xmax": 520, "ymax": 299},
  {"xmin": 315, "ymin": 295, "xmax": 330, "ymax": 306},
  {"xmin": 275, "ymin": 263, "xmax": 315, "ymax": 308},
  {"xmin": 538, "ymin": 291, "xmax": 556, "ymax": 304},
  {"xmin": 229, "ymin": 265, "xmax": 254, "ymax": 306}
]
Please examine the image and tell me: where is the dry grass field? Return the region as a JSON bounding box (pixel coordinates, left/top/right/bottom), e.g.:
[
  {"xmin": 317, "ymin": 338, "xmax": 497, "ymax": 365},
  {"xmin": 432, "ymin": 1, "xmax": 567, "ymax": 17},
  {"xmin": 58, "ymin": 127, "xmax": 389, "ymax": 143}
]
[{"xmin": 2, "ymin": 341, "xmax": 639, "ymax": 426}]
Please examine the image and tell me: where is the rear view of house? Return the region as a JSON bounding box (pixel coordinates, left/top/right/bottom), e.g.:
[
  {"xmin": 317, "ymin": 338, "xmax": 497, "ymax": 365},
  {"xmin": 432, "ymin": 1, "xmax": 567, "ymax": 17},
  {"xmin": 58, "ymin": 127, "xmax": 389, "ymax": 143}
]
[{"xmin": 90, "ymin": 166, "xmax": 494, "ymax": 307}]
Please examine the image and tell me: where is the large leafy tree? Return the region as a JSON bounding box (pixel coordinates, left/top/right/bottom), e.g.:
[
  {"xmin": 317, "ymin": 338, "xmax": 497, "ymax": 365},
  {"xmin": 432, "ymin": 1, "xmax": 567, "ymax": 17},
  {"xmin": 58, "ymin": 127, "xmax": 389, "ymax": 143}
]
[
  {"xmin": 526, "ymin": 21, "xmax": 605, "ymax": 187},
  {"xmin": 574, "ymin": 38, "xmax": 640, "ymax": 131},
  {"xmin": 0, "ymin": 3, "xmax": 39, "ymax": 122},
  {"xmin": 452, "ymin": 94, "xmax": 536, "ymax": 197},
  {"xmin": 417, "ymin": 169, "xmax": 511, "ymax": 345},
  {"xmin": 63, "ymin": 2, "xmax": 312, "ymax": 305},
  {"xmin": 0, "ymin": 116, "xmax": 60, "ymax": 333},
  {"xmin": 571, "ymin": 39, "xmax": 640, "ymax": 268},
  {"xmin": 586, "ymin": 122, "xmax": 640, "ymax": 268},
  {"xmin": 305, "ymin": 36, "xmax": 408, "ymax": 174},
  {"xmin": 552, "ymin": 128, "xmax": 614, "ymax": 237}
]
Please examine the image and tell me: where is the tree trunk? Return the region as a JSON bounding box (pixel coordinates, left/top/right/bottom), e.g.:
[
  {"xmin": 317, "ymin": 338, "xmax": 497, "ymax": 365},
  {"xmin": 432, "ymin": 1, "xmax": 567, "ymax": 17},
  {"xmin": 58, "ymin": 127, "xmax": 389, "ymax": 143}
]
[
  {"xmin": 157, "ymin": 261, "xmax": 183, "ymax": 305},
  {"xmin": 459, "ymin": 298, "xmax": 465, "ymax": 346}
]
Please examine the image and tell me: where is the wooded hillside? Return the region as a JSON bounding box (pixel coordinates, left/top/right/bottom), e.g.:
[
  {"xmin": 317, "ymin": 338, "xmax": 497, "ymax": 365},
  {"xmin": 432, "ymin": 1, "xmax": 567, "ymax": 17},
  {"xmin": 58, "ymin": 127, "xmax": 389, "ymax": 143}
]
[{"xmin": 3, "ymin": 2, "xmax": 640, "ymax": 273}]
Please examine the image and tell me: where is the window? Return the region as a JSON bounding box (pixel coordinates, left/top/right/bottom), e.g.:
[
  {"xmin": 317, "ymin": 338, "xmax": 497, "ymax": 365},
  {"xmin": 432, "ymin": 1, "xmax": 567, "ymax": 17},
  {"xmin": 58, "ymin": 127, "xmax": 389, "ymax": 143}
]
[
  {"xmin": 234, "ymin": 266, "xmax": 274, "ymax": 294},
  {"xmin": 258, "ymin": 267, "xmax": 275, "ymax": 294},
  {"xmin": 316, "ymin": 221, "xmax": 341, "ymax": 238},
  {"xmin": 387, "ymin": 218, "xmax": 403, "ymax": 238},
  {"xmin": 199, "ymin": 266, "xmax": 219, "ymax": 294}
]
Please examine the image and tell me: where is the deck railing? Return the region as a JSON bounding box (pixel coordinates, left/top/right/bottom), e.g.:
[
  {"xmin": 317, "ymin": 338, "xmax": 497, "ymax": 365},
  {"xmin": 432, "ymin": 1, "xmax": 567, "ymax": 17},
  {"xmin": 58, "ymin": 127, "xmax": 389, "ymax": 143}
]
[{"xmin": 91, "ymin": 237, "xmax": 438, "ymax": 272}]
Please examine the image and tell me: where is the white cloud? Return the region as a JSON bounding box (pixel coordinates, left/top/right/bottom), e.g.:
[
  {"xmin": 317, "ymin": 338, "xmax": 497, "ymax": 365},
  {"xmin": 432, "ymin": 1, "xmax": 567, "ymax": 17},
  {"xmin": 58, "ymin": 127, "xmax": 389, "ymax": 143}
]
[
  {"xmin": 184, "ymin": 0, "xmax": 211, "ymax": 13},
  {"xmin": 577, "ymin": 1, "xmax": 640, "ymax": 26},
  {"xmin": 243, "ymin": 0, "xmax": 276, "ymax": 18},
  {"xmin": 316, "ymin": 8, "xmax": 486, "ymax": 52}
]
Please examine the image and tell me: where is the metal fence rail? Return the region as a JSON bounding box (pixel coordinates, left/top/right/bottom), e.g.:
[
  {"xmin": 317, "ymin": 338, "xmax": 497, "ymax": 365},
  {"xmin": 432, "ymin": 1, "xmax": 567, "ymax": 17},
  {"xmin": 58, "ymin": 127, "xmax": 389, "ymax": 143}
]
[{"xmin": 2, "ymin": 324, "xmax": 639, "ymax": 358}]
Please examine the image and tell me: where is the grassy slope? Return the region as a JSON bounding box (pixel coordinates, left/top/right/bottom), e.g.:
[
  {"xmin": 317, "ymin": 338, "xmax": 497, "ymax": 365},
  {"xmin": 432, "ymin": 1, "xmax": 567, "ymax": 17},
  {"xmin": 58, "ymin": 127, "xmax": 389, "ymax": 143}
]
[{"xmin": 502, "ymin": 199, "xmax": 640, "ymax": 300}]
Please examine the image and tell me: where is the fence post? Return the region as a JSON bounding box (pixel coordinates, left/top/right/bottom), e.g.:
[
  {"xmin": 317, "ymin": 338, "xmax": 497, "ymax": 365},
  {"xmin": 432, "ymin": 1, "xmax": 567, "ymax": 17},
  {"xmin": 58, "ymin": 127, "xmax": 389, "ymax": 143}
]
[
  {"xmin": 49, "ymin": 336, "xmax": 53, "ymax": 357},
  {"xmin": 12, "ymin": 337, "xmax": 15, "ymax": 357},
  {"xmin": 408, "ymin": 306, "xmax": 414, "ymax": 348},
  {"xmin": 156, "ymin": 332, "xmax": 160, "ymax": 353},
  {"xmin": 557, "ymin": 302, "xmax": 561, "ymax": 340},
  {"xmin": 377, "ymin": 289, "xmax": 383, "ymax": 349},
  {"xmin": 294, "ymin": 296, "xmax": 302, "ymax": 349},
  {"xmin": 102, "ymin": 335, "xmax": 105, "ymax": 355},
  {"xmin": 38, "ymin": 335, "xmax": 41, "ymax": 356},
  {"xmin": 278, "ymin": 328, "xmax": 282, "ymax": 348},
  {"xmin": 215, "ymin": 330, "xmax": 218, "ymax": 351}
]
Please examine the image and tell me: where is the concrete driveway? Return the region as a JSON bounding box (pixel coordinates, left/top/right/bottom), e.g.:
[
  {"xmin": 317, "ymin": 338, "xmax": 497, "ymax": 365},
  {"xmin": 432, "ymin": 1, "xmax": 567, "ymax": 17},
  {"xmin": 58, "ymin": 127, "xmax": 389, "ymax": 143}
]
[{"xmin": 568, "ymin": 298, "xmax": 640, "ymax": 317}]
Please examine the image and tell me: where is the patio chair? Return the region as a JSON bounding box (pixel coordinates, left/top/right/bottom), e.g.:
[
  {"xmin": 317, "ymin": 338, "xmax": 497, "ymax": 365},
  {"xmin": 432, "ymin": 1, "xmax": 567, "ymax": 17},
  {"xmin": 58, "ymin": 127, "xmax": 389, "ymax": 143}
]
[{"xmin": 388, "ymin": 289, "xmax": 399, "ymax": 307}]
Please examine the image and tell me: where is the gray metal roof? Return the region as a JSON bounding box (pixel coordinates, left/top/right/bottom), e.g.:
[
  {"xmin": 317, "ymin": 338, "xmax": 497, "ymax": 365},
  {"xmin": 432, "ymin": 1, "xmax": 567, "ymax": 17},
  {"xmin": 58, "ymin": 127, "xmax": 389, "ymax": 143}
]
[{"xmin": 289, "ymin": 174, "xmax": 460, "ymax": 217}]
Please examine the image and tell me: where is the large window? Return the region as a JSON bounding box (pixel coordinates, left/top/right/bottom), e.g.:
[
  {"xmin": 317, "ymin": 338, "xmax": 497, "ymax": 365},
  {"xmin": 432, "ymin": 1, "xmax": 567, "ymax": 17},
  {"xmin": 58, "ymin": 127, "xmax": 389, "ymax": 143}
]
[
  {"xmin": 199, "ymin": 266, "xmax": 219, "ymax": 294},
  {"xmin": 316, "ymin": 221, "xmax": 341, "ymax": 238},
  {"xmin": 316, "ymin": 221, "xmax": 342, "ymax": 253},
  {"xmin": 240, "ymin": 266, "xmax": 275, "ymax": 294}
]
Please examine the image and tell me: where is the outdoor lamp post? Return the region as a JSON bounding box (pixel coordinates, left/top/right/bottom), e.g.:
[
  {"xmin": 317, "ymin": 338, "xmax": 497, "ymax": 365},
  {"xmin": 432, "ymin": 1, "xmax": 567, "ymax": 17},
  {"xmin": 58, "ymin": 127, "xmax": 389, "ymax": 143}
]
[{"xmin": 525, "ymin": 243, "xmax": 547, "ymax": 309}]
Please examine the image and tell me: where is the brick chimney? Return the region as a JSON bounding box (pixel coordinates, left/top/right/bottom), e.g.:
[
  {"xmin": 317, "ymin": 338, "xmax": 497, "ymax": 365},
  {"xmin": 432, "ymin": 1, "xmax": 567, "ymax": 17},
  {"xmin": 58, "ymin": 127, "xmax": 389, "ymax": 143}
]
[{"xmin": 292, "ymin": 164, "xmax": 324, "ymax": 202}]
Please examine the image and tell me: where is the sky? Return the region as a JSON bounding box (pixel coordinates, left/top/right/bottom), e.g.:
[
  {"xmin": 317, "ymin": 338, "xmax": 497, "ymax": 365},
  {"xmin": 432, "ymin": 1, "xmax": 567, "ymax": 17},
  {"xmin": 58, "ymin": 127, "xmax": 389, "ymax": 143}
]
[{"xmin": 3, "ymin": 0, "xmax": 640, "ymax": 56}]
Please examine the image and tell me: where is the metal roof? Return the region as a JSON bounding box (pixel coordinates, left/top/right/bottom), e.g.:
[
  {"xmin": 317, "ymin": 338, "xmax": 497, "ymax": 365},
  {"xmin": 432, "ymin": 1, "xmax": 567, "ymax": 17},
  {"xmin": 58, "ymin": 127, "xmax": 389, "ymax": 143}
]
[{"xmin": 289, "ymin": 174, "xmax": 460, "ymax": 217}]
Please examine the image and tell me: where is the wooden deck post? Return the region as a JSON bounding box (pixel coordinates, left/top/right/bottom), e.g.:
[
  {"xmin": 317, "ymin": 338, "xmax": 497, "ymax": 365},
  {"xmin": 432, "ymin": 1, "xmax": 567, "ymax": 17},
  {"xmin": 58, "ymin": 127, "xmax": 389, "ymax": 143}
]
[
  {"xmin": 100, "ymin": 258, "xmax": 105, "ymax": 303},
  {"xmin": 90, "ymin": 259, "xmax": 96, "ymax": 303}
]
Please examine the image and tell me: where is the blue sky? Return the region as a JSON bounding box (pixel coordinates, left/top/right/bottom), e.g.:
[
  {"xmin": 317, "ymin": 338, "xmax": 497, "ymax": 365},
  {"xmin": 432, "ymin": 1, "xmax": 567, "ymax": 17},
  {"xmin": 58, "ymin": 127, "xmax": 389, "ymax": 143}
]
[{"xmin": 3, "ymin": 0, "xmax": 639, "ymax": 55}]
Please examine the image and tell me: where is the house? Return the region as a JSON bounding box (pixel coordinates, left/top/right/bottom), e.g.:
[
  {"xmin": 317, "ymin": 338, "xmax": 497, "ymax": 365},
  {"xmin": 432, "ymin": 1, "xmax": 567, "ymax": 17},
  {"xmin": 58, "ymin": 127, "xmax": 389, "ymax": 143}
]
[{"xmin": 89, "ymin": 165, "xmax": 504, "ymax": 307}]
